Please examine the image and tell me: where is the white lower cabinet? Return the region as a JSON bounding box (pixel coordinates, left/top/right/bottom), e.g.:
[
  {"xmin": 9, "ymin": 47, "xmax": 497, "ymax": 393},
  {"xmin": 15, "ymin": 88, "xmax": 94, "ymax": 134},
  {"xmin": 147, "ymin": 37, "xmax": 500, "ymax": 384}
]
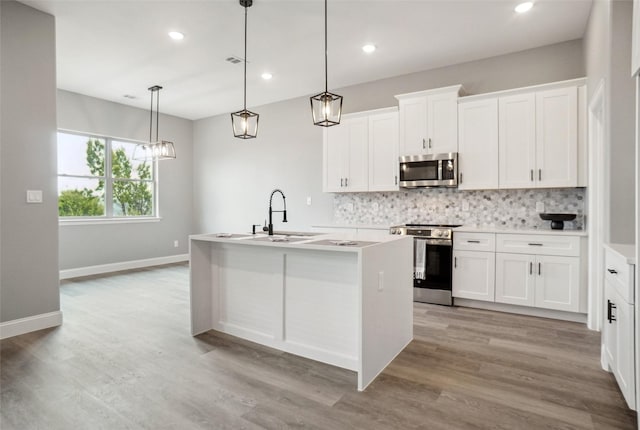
[
  {"xmin": 602, "ymin": 244, "xmax": 636, "ymax": 410},
  {"xmin": 495, "ymin": 253, "xmax": 579, "ymax": 312},
  {"xmin": 453, "ymin": 250, "xmax": 495, "ymax": 301}
]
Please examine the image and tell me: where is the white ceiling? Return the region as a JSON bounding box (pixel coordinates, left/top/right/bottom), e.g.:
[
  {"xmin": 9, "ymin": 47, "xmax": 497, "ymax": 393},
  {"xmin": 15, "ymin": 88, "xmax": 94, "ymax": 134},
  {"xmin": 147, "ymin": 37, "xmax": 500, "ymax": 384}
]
[{"xmin": 22, "ymin": 0, "xmax": 593, "ymax": 120}]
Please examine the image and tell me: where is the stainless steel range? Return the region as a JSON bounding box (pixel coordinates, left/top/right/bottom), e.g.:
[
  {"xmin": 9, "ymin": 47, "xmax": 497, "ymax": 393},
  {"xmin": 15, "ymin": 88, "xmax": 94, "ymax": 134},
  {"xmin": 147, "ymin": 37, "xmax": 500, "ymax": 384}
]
[{"xmin": 389, "ymin": 224, "xmax": 461, "ymax": 306}]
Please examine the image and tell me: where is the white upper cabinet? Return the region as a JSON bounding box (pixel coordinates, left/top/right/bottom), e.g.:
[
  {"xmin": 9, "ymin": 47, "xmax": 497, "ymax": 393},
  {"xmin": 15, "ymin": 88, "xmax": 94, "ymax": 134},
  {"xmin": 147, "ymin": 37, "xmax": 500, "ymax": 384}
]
[
  {"xmin": 632, "ymin": 0, "xmax": 639, "ymax": 76},
  {"xmin": 535, "ymin": 87, "xmax": 578, "ymax": 188},
  {"xmin": 323, "ymin": 116, "xmax": 368, "ymax": 193},
  {"xmin": 368, "ymin": 110, "xmax": 399, "ymax": 192},
  {"xmin": 457, "ymin": 98, "xmax": 499, "ymax": 190},
  {"xmin": 396, "ymin": 85, "xmax": 462, "ymax": 156},
  {"xmin": 498, "ymin": 93, "xmax": 537, "ymax": 188},
  {"xmin": 498, "ymin": 87, "xmax": 578, "ymax": 189},
  {"xmin": 323, "ymin": 108, "xmax": 399, "ymax": 193}
]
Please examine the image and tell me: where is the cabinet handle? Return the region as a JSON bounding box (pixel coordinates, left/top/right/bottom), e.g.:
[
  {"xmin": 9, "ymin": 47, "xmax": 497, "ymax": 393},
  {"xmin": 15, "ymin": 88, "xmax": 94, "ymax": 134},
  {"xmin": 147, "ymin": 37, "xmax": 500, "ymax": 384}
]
[
  {"xmin": 538, "ymin": 262, "xmax": 541, "ymax": 276},
  {"xmin": 345, "ymin": 177, "xmax": 348, "ymax": 187},
  {"xmin": 395, "ymin": 175, "xmax": 398, "ymax": 185},
  {"xmin": 459, "ymin": 172, "xmax": 463, "ymax": 184},
  {"xmin": 530, "ymin": 169, "xmax": 534, "ymax": 181},
  {"xmin": 607, "ymin": 268, "xmax": 618, "ymax": 274},
  {"xmin": 454, "ymin": 257, "xmax": 457, "ymax": 268},
  {"xmin": 428, "ymin": 138, "xmax": 432, "ymax": 149},
  {"xmin": 538, "ymin": 169, "xmax": 542, "ymax": 181},
  {"xmin": 467, "ymin": 240, "xmax": 480, "ymax": 243},
  {"xmin": 422, "ymin": 138, "xmax": 426, "ymax": 149},
  {"xmin": 340, "ymin": 178, "xmax": 344, "ymax": 187},
  {"xmin": 528, "ymin": 243, "xmax": 543, "ymax": 246},
  {"xmin": 607, "ymin": 300, "xmax": 617, "ymax": 323},
  {"xmin": 529, "ymin": 262, "xmax": 533, "ymax": 275}
]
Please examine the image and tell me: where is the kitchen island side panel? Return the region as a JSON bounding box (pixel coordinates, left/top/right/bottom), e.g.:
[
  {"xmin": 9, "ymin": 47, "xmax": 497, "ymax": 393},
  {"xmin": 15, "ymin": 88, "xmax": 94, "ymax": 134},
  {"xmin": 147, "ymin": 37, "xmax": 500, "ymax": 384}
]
[
  {"xmin": 360, "ymin": 236, "xmax": 413, "ymax": 391},
  {"xmin": 190, "ymin": 239, "xmax": 213, "ymax": 335}
]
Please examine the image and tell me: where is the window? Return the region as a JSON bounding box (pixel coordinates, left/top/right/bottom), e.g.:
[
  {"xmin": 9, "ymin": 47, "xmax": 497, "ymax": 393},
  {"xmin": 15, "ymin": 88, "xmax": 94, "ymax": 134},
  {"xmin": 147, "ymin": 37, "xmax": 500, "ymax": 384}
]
[{"xmin": 57, "ymin": 131, "xmax": 156, "ymax": 219}]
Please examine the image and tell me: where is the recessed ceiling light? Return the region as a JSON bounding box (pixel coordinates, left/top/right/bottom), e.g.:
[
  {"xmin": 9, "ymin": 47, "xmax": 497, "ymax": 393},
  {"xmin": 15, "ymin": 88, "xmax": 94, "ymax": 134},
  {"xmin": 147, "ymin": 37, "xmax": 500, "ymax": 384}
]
[
  {"xmin": 261, "ymin": 72, "xmax": 273, "ymax": 80},
  {"xmin": 514, "ymin": 2, "xmax": 533, "ymax": 13},
  {"xmin": 362, "ymin": 44, "xmax": 376, "ymax": 54},
  {"xmin": 168, "ymin": 31, "xmax": 185, "ymax": 40}
]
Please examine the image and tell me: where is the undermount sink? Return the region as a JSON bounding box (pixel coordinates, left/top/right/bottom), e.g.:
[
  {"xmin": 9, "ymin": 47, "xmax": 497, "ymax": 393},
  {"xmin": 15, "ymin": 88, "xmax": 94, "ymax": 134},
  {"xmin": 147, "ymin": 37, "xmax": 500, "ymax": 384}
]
[{"xmin": 247, "ymin": 235, "xmax": 310, "ymax": 243}]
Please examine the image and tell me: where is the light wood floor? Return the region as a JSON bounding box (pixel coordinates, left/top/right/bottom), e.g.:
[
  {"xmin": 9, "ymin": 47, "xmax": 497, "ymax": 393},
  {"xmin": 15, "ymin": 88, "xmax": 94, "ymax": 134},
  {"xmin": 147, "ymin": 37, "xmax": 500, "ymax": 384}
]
[{"xmin": 1, "ymin": 263, "xmax": 636, "ymax": 429}]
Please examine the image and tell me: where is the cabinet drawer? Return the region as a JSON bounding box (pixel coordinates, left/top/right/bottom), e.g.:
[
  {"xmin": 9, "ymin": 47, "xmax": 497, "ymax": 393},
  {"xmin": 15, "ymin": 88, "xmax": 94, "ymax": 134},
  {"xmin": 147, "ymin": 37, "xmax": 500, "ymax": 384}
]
[
  {"xmin": 454, "ymin": 232, "xmax": 495, "ymax": 252},
  {"xmin": 496, "ymin": 234, "xmax": 580, "ymax": 257},
  {"xmin": 605, "ymin": 247, "xmax": 635, "ymax": 304}
]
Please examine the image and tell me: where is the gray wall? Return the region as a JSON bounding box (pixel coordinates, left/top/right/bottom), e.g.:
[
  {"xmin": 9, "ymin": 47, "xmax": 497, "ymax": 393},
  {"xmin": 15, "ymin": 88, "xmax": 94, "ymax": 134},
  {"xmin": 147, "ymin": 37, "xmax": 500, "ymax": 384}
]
[
  {"xmin": 193, "ymin": 40, "xmax": 585, "ymax": 234},
  {"xmin": 1, "ymin": 1, "xmax": 60, "ymax": 322},
  {"xmin": 57, "ymin": 91, "xmax": 194, "ymax": 270},
  {"xmin": 584, "ymin": 0, "xmax": 636, "ymax": 244}
]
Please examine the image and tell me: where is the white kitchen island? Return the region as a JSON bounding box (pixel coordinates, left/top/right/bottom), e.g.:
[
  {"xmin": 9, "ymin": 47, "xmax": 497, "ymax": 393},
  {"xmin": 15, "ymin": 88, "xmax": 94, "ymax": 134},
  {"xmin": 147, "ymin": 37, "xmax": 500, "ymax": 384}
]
[{"xmin": 189, "ymin": 232, "xmax": 413, "ymax": 391}]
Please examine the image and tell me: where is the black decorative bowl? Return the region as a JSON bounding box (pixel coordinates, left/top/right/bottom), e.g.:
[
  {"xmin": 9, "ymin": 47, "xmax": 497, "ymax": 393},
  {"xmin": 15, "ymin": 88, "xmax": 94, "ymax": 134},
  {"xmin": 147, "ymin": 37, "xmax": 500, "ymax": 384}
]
[{"xmin": 539, "ymin": 213, "xmax": 576, "ymax": 230}]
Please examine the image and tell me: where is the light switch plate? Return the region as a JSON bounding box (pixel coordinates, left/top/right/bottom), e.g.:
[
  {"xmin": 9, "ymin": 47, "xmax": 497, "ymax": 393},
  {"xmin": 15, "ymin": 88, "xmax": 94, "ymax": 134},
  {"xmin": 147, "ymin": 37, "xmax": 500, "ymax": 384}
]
[
  {"xmin": 26, "ymin": 190, "xmax": 43, "ymax": 203},
  {"xmin": 535, "ymin": 201, "xmax": 545, "ymax": 213}
]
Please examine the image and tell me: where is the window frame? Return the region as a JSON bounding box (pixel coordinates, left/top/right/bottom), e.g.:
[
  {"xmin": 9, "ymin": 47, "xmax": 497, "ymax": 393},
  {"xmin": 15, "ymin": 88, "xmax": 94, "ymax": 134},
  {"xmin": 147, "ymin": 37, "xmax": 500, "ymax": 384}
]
[{"xmin": 57, "ymin": 130, "xmax": 159, "ymax": 223}]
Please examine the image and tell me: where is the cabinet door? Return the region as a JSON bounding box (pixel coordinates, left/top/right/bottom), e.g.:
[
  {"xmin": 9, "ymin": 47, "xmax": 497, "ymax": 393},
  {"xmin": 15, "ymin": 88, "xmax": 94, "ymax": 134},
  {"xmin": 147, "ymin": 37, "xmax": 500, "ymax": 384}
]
[
  {"xmin": 458, "ymin": 98, "xmax": 499, "ymax": 190},
  {"xmin": 603, "ymin": 281, "xmax": 618, "ymax": 371},
  {"xmin": 495, "ymin": 253, "xmax": 535, "ymax": 306},
  {"xmin": 426, "ymin": 91, "xmax": 459, "ymax": 154},
  {"xmin": 613, "ymin": 288, "xmax": 636, "ymax": 409},
  {"xmin": 452, "ymin": 250, "xmax": 496, "ymax": 302},
  {"xmin": 535, "ymin": 255, "xmax": 580, "ymax": 312},
  {"xmin": 535, "ymin": 87, "xmax": 578, "ymax": 188},
  {"xmin": 345, "ymin": 117, "xmax": 369, "ymax": 192},
  {"xmin": 398, "ymin": 97, "xmax": 427, "ymax": 156},
  {"xmin": 498, "ymin": 93, "xmax": 536, "ymax": 189},
  {"xmin": 368, "ymin": 111, "xmax": 399, "ymax": 191},
  {"xmin": 323, "ymin": 126, "xmax": 349, "ymax": 192}
]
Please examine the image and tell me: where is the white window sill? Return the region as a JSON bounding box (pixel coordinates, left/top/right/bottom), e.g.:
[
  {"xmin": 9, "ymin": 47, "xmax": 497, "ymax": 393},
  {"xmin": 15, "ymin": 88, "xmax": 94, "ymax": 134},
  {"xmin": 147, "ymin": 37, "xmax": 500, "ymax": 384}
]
[{"xmin": 59, "ymin": 217, "xmax": 162, "ymax": 226}]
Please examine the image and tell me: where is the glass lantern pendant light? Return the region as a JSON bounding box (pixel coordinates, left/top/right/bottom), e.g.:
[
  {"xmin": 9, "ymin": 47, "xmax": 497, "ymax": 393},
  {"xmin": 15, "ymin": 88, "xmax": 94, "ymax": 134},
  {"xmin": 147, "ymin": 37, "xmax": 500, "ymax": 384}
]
[
  {"xmin": 133, "ymin": 85, "xmax": 176, "ymax": 160},
  {"xmin": 310, "ymin": 0, "xmax": 343, "ymax": 127},
  {"xmin": 231, "ymin": 0, "xmax": 259, "ymax": 139}
]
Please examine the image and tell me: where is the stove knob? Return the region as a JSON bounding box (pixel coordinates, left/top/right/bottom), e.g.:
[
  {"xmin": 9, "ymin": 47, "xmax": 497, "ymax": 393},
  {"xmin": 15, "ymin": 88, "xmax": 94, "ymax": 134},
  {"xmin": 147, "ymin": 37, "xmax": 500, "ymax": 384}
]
[
  {"xmin": 442, "ymin": 231, "xmax": 450, "ymax": 238},
  {"xmin": 432, "ymin": 229, "xmax": 443, "ymax": 238}
]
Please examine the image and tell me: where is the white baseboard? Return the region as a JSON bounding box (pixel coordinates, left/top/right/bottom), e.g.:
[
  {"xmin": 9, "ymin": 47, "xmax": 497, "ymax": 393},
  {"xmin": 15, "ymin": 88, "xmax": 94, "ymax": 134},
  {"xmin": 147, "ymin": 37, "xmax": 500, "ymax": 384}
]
[
  {"xmin": 454, "ymin": 298, "xmax": 588, "ymax": 324},
  {"xmin": 59, "ymin": 254, "xmax": 189, "ymax": 280},
  {"xmin": 0, "ymin": 311, "xmax": 63, "ymax": 340}
]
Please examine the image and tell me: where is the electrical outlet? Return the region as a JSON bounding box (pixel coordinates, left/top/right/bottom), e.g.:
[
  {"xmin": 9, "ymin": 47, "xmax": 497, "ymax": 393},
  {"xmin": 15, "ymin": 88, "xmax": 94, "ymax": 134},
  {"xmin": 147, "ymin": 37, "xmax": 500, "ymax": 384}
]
[
  {"xmin": 462, "ymin": 201, "xmax": 469, "ymax": 211},
  {"xmin": 173, "ymin": 240, "xmax": 179, "ymax": 248},
  {"xmin": 26, "ymin": 190, "xmax": 43, "ymax": 203},
  {"xmin": 535, "ymin": 201, "xmax": 545, "ymax": 213},
  {"xmin": 306, "ymin": 196, "xmax": 312, "ymax": 206},
  {"xmin": 372, "ymin": 202, "xmax": 379, "ymax": 211}
]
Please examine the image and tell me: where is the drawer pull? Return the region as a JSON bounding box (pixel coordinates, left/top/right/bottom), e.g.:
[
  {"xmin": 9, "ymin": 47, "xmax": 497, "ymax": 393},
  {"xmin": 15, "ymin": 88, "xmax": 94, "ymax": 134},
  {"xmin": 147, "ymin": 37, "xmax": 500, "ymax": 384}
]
[
  {"xmin": 538, "ymin": 262, "xmax": 541, "ymax": 276},
  {"xmin": 466, "ymin": 240, "xmax": 481, "ymax": 244},
  {"xmin": 607, "ymin": 268, "xmax": 618, "ymax": 274},
  {"xmin": 607, "ymin": 300, "xmax": 617, "ymax": 323},
  {"xmin": 528, "ymin": 243, "xmax": 543, "ymax": 246},
  {"xmin": 454, "ymin": 257, "xmax": 457, "ymax": 268},
  {"xmin": 529, "ymin": 262, "xmax": 533, "ymax": 275}
]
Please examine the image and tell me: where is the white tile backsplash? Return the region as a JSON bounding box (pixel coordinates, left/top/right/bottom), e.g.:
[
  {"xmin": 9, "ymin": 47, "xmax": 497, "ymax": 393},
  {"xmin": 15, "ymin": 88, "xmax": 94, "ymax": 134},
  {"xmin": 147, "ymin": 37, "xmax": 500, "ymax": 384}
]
[{"xmin": 334, "ymin": 188, "xmax": 586, "ymax": 230}]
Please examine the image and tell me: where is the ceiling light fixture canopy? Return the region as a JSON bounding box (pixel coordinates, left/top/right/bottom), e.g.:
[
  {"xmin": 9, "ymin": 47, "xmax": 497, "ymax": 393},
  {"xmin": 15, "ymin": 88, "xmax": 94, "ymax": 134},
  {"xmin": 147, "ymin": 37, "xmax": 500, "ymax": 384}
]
[
  {"xmin": 310, "ymin": 0, "xmax": 343, "ymax": 127},
  {"xmin": 514, "ymin": 2, "xmax": 533, "ymax": 13},
  {"xmin": 168, "ymin": 31, "xmax": 185, "ymax": 40},
  {"xmin": 133, "ymin": 85, "xmax": 176, "ymax": 161},
  {"xmin": 231, "ymin": 0, "xmax": 259, "ymax": 139}
]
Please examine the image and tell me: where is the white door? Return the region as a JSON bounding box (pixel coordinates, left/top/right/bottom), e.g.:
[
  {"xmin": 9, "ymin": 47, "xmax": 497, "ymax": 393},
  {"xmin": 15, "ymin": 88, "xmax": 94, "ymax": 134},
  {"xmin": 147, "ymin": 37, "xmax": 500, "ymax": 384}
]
[
  {"xmin": 323, "ymin": 125, "xmax": 348, "ymax": 192},
  {"xmin": 495, "ymin": 253, "xmax": 535, "ymax": 306},
  {"xmin": 498, "ymin": 93, "xmax": 536, "ymax": 189},
  {"xmin": 603, "ymin": 281, "xmax": 618, "ymax": 371},
  {"xmin": 344, "ymin": 117, "xmax": 369, "ymax": 192},
  {"xmin": 368, "ymin": 111, "xmax": 399, "ymax": 191},
  {"xmin": 535, "ymin": 87, "xmax": 578, "ymax": 187},
  {"xmin": 452, "ymin": 250, "xmax": 496, "ymax": 302},
  {"xmin": 534, "ymin": 255, "xmax": 580, "ymax": 312},
  {"xmin": 426, "ymin": 91, "xmax": 459, "ymax": 154},
  {"xmin": 457, "ymin": 98, "xmax": 499, "ymax": 190},
  {"xmin": 398, "ymin": 96, "xmax": 427, "ymax": 156}
]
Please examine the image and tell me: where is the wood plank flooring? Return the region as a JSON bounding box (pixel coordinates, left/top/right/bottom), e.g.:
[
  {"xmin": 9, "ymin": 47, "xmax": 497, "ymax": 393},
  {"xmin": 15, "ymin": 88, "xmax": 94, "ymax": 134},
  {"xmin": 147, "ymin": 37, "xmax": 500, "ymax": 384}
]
[{"xmin": 1, "ymin": 263, "xmax": 636, "ymax": 429}]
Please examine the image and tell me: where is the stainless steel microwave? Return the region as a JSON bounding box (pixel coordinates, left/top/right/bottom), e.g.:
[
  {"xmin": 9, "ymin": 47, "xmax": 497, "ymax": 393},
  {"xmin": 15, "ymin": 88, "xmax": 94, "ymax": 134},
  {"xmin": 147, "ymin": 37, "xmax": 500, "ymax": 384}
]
[{"xmin": 399, "ymin": 152, "xmax": 458, "ymax": 188}]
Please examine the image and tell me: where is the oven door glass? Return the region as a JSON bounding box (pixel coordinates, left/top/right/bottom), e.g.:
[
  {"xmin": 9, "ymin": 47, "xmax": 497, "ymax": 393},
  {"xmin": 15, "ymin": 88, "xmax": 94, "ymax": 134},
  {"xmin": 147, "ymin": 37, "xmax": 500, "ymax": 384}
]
[
  {"xmin": 414, "ymin": 241, "xmax": 452, "ymax": 291},
  {"xmin": 400, "ymin": 160, "xmax": 438, "ymax": 182}
]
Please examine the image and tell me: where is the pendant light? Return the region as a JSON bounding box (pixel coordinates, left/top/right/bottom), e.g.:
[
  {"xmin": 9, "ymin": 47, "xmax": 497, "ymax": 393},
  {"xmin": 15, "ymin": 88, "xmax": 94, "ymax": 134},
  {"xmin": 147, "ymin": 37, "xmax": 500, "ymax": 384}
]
[
  {"xmin": 310, "ymin": 0, "xmax": 342, "ymax": 127},
  {"xmin": 133, "ymin": 85, "xmax": 176, "ymax": 160},
  {"xmin": 231, "ymin": 0, "xmax": 259, "ymax": 139}
]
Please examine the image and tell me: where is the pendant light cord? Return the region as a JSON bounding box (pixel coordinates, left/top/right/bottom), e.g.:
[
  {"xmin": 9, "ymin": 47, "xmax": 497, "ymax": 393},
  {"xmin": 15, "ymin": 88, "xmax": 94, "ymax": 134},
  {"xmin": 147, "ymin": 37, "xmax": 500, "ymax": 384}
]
[
  {"xmin": 149, "ymin": 89, "xmax": 154, "ymax": 143},
  {"xmin": 156, "ymin": 88, "xmax": 160, "ymax": 142},
  {"xmin": 244, "ymin": 3, "xmax": 248, "ymax": 110},
  {"xmin": 324, "ymin": 0, "xmax": 328, "ymax": 93}
]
